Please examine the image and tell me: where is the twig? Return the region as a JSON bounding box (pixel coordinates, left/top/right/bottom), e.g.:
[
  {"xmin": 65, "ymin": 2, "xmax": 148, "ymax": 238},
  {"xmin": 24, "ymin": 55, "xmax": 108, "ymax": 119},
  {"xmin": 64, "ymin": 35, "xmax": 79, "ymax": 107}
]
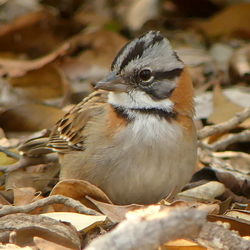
[
  {"xmin": 197, "ymin": 108, "xmax": 250, "ymax": 140},
  {"xmin": 0, "ymin": 194, "xmax": 101, "ymax": 217},
  {"xmin": 85, "ymin": 208, "xmax": 206, "ymax": 250},
  {"xmin": 84, "ymin": 206, "xmax": 250, "ymax": 250},
  {"xmin": 201, "ymin": 130, "xmax": 250, "ymax": 151},
  {"xmin": 212, "ymin": 151, "xmax": 250, "ymax": 162},
  {"xmin": 0, "ymin": 154, "xmax": 58, "ymax": 172},
  {"xmin": 0, "ymin": 146, "xmax": 20, "ymax": 160},
  {"xmin": 198, "ymin": 147, "xmax": 250, "ymax": 178},
  {"xmin": 195, "ymin": 221, "xmax": 250, "ymax": 250}
]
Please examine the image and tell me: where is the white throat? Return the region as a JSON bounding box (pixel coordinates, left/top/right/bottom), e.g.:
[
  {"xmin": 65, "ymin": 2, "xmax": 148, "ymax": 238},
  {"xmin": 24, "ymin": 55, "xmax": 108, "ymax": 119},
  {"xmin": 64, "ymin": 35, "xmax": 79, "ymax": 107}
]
[{"xmin": 108, "ymin": 91, "xmax": 173, "ymax": 112}]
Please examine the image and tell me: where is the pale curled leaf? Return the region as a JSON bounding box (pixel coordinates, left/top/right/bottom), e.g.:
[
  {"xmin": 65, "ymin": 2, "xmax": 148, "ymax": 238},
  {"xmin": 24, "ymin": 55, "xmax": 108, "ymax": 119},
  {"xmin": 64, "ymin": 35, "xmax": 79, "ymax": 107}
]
[
  {"xmin": 43, "ymin": 212, "xmax": 106, "ymax": 231},
  {"xmin": 50, "ymin": 180, "xmax": 112, "ymax": 212},
  {"xmin": 177, "ymin": 181, "xmax": 226, "ymax": 202}
]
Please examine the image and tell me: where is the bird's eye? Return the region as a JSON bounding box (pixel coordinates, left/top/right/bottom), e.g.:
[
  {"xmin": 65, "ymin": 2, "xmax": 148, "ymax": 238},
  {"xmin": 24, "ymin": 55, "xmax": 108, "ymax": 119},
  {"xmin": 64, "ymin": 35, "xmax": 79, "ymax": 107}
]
[{"xmin": 139, "ymin": 69, "xmax": 153, "ymax": 82}]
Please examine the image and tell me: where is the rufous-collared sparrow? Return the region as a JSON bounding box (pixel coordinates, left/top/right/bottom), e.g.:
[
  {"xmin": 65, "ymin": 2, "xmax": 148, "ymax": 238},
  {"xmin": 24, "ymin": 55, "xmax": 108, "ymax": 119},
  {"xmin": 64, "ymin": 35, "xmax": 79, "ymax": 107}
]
[{"xmin": 21, "ymin": 31, "xmax": 197, "ymax": 205}]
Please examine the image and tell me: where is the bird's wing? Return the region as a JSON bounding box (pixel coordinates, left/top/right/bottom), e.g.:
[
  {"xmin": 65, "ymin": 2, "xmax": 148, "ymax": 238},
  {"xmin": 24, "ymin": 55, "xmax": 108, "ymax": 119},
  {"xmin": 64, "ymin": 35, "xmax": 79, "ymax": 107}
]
[
  {"xmin": 48, "ymin": 90, "xmax": 108, "ymax": 153},
  {"xmin": 20, "ymin": 90, "xmax": 108, "ymax": 156}
]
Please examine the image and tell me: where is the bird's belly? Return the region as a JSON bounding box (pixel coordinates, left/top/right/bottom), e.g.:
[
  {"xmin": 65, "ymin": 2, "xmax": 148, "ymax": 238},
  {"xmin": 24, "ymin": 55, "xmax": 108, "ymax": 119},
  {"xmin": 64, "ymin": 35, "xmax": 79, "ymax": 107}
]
[{"xmin": 92, "ymin": 117, "xmax": 196, "ymax": 204}]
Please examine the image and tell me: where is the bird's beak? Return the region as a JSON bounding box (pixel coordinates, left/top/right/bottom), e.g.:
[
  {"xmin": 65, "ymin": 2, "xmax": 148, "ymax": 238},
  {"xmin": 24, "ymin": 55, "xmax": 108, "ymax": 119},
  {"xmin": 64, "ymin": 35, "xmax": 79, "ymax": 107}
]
[{"xmin": 95, "ymin": 71, "xmax": 127, "ymax": 92}]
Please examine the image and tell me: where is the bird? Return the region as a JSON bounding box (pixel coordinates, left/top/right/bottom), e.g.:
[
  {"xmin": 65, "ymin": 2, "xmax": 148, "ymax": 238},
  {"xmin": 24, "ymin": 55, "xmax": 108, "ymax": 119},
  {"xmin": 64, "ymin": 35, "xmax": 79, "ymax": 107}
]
[{"xmin": 21, "ymin": 31, "xmax": 197, "ymax": 205}]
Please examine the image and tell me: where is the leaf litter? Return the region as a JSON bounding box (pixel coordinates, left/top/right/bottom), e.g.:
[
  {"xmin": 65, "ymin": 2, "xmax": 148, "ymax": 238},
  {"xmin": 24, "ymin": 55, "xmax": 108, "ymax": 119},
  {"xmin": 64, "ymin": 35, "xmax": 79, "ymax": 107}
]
[{"xmin": 0, "ymin": 0, "xmax": 250, "ymax": 249}]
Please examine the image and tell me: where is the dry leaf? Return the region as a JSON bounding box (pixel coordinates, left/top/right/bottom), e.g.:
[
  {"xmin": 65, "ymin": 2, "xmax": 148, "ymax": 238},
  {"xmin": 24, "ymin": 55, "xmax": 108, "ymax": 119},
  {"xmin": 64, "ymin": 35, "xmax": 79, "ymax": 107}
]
[
  {"xmin": 178, "ymin": 181, "xmax": 226, "ymax": 202},
  {"xmin": 0, "ymin": 151, "xmax": 17, "ymax": 166},
  {"xmin": 87, "ymin": 196, "xmax": 145, "ymax": 222},
  {"xmin": 176, "ymin": 48, "xmax": 216, "ymax": 88},
  {"xmin": 0, "ymin": 10, "xmax": 62, "ymax": 59},
  {"xmin": 50, "ymin": 179, "xmax": 112, "ymax": 212},
  {"xmin": 43, "ymin": 212, "xmax": 106, "ymax": 231},
  {"xmin": 33, "ymin": 236, "xmax": 76, "ymax": 250},
  {"xmin": 198, "ymin": 2, "xmax": 250, "ymax": 39},
  {"xmin": 0, "ymin": 103, "xmax": 65, "ymax": 132},
  {"xmin": 0, "ymin": 43, "xmax": 69, "ymax": 78},
  {"xmin": 9, "ymin": 64, "xmax": 69, "ymax": 100},
  {"xmin": 60, "ymin": 29, "xmax": 128, "ymax": 83},
  {"xmin": 5, "ymin": 163, "xmax": 59, "ymax": 192},
  {"xmin": 195, "ymin": 88, "xmax": 250, "ymax": 120},
  {"xmin": 208, "ymin": 80, "xmax": 244, "ymax": 124},
  {"xmin": 0, "ymin": 192, "xmax": 11, "ymax": 205},
  {"xmin": 13, "ymin": 187, "xmax": 36, "ymax": 206},
  {"xmin": 122, "ymin": 0, "xmax": 158, "ymax": 31}
]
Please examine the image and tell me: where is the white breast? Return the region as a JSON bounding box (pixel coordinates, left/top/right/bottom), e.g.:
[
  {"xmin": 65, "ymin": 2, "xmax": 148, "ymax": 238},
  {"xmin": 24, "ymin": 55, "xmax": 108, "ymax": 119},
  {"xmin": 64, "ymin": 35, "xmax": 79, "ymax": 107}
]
[
  {"xmin": 97, "ymin": 113, "xmax": 196, "ymax": 204},
  {"xmin": 128, "ymin": 111, "xmax": 181, "ymax": 143}
]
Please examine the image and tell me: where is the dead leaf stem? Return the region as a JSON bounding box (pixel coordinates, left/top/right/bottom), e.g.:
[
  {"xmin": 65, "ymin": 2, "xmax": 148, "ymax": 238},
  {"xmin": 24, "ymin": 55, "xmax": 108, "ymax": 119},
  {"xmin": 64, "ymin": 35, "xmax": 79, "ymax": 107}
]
[{"xmin": 197, "ymin": 107, "xmax": 250, "ymax": 140}]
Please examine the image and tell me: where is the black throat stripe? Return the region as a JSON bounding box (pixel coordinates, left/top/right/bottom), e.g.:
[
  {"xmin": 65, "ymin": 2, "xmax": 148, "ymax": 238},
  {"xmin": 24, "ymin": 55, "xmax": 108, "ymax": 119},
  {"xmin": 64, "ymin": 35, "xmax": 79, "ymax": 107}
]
[{"xmin": 113, "ymin": 106, "xmax": 177, "ymax": 122}]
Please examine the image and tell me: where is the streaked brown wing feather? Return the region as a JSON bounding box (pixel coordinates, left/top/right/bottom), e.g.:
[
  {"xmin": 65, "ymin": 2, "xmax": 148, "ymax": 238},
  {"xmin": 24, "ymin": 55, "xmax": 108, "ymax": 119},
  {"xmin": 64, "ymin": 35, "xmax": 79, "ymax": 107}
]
[
  {"xmin": 48, "ymin": 90, "xmax": 108, "ymax": 153},
  {"xmin": 19, "ymin": 137, "xmax": 53, "ymax": 156}
]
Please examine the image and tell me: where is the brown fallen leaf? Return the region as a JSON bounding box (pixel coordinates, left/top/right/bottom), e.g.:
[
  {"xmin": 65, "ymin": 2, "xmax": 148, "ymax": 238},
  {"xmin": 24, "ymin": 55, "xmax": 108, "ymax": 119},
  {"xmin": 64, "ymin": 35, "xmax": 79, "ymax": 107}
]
[
  {"xmin": 88, "ymin": 196, "xmax": 220, "ymax": 223},
  {"xmin": 5, "ymin": 162, "xmax": 59, "ymax": 193},
  {"xmin": 208, "ymin": 80, "xmax": 244, "ymax": 124},
  {"xmin": 50, "ymin": 179, "xmax": 112, "ymax": 212},
  {"xmin": 198, "ymin": 2, "xmax": 250, "ymax": 40},
  {"xmin": 0, "ymin": 103, "xmax": 65, "ymax": 132},
  {"xmin": 217, "ymin": 188, "xmax": 250, "ymax": 205},
  {"xmin": 87, "ymin": 196, "xmax": 145, "ymax": 222},
  {"xmin": 189, "ymin": 167, "xmax": 250, "ymax": 203},
  {"xmin": 0, "ymin": 151, "xmax": 17, "ymax": 166},
  {"xmin": 0, "ymin": 10, "xmax": 54, "ymax": 37},
  {"xmin": 0, "ymin": 43, "xmax": 69, "ymax": 78},
  {"xmin": 13, "ymin": 187, "xmax": 36, "ymax": 206},
  {"xmin": 9, "ymin": 64, "xmax": 70, "ymax": 100},
  {"xmin": 0, "ymin": 9, "xmax": 63, "ymax": 59},
  {"xmin": 0, "ymin": 192, "xmax": 11, "ymax": 206},
  {"xmin": 60, "ymin": 29, "xmax": 128, "ymax": 83},
  {"xmin": 34, "ymin": 236, "xmax": 77, "ymax": 250}
]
